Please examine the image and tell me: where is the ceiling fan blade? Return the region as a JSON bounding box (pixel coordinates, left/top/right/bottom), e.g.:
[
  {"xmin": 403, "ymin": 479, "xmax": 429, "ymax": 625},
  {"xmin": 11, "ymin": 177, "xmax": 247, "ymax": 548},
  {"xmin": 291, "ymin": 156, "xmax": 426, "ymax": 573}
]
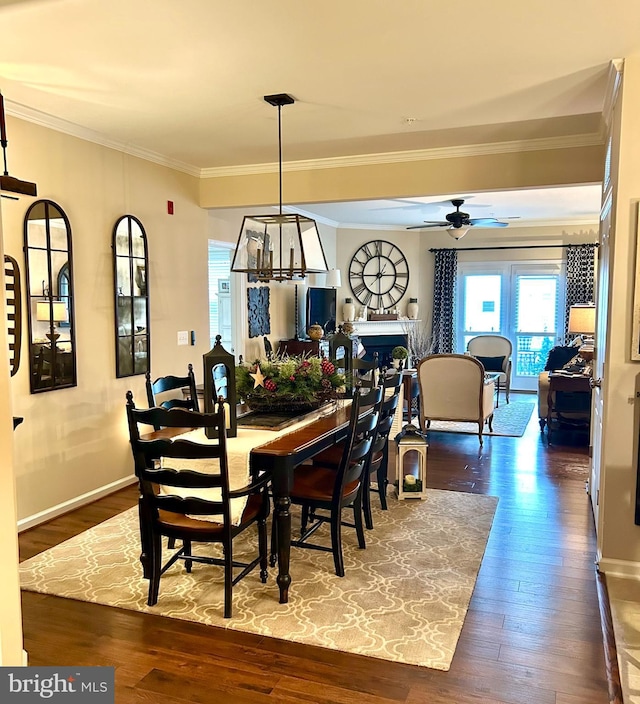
[
  {"xmin": 406, "ymin": 222, "xmax": 448, "ymax": 230},
  {"xmin": 470, "ymin": 219, "xmax": 510, "ymax": 228}
]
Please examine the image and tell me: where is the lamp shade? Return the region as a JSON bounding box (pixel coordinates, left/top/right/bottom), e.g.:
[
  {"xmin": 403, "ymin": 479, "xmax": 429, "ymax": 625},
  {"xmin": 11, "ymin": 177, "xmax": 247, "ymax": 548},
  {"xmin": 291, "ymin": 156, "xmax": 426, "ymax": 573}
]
[
  {"xmin": 37, "ymin": 301, "xmax": 67, "ymax": 323},
  {"xmin": 231, "ymin": 213, "xmax": 328, "ymax": 282},
  {"xmin": 447, "ymin": 226, "xmax": 469, "ymax": 240},
  {"xmin": 325, "ymin": 268, "xmax": 342, "ymax": 288},
  {"xmin": 568, "ymin": 304, "xmax": 595, "ymax": 335}
]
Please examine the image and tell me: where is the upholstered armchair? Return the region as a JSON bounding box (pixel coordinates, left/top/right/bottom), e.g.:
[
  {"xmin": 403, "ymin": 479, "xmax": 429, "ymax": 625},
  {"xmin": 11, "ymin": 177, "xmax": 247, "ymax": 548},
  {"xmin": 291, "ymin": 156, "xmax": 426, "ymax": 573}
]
[
  {"xmin": 417, "ymin": 354, "xmax": 495, "ymax": 446},
  {"xmin": 467, "ymin": 335, "xmax": 513, "ymax": 405}
]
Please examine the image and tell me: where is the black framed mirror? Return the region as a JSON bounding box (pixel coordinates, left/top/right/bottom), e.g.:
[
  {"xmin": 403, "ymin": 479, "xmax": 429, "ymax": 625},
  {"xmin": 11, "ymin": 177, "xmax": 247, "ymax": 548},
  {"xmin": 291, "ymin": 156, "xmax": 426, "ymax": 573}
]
[
  {"xmin": 23, "ymin": 199, "xmax": 76, "ymax": 393},
  {"xmin": 112, "ymin": 215, "xmax": 150, "ymax": 377}
]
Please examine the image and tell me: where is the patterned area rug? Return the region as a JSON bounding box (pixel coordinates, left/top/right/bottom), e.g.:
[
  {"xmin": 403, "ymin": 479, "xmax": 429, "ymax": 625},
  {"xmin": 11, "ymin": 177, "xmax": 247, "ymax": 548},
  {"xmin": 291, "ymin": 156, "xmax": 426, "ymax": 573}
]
[
  {"xmin": 428, "ymin": 399, "xmax": 535, "ymax": 438},
  {"xmin": 20, "ymin": 490, "xmax": 497, "ymax": 671}
]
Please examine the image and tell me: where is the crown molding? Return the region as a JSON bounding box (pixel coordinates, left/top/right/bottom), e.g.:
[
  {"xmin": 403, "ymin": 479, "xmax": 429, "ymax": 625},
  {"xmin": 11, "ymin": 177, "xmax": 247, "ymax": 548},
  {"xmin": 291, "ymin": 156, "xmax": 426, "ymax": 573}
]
[
  {"xmin": 200, "ymin": 132, "xmax": 604, "ymax": 179},
  {"xmin": 6, "ymin": 100, "xmax": 201, "ymax": 178},
  {"xmin": 6, "ymin": 98, "xmax": 604, "ymax": 183}
]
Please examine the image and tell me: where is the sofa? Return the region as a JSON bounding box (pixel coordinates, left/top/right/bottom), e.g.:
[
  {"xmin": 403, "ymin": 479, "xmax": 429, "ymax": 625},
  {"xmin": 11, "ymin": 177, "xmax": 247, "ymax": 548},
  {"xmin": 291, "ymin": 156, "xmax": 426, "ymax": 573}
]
[{"xmin": 537, "ymin": 342, "xmax": 583, "ymax": 429}]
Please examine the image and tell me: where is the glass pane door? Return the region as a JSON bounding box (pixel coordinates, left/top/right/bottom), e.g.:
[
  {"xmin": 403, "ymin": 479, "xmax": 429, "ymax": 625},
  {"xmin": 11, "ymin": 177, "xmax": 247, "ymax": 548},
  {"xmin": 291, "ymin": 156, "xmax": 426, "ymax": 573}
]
[
  {"xmin": 457, "ymin": 261, "xmax": 564, "ymax": 392},
  {"xmin": 511, "ymin": 268, "xmax": 563, "ymax": 391}
]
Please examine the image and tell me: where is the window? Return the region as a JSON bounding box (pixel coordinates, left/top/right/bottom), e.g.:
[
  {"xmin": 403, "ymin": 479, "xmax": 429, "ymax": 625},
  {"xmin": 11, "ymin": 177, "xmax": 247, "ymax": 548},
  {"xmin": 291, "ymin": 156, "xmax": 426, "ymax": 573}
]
[
  {"xmin": 208, "ymin": 242, "xmax": 232, "ymax": 350},
  {"xmin": 458, "ymin": 261, "xmax": 565, "ymax": 391}
]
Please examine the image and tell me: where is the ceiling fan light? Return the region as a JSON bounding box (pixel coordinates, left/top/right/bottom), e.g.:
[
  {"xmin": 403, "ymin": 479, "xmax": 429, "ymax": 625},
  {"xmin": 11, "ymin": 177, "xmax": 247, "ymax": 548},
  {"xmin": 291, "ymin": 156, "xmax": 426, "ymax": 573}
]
[{"xmin": 447, "ymin": 226, "xmax": 469, "ymax": 240}]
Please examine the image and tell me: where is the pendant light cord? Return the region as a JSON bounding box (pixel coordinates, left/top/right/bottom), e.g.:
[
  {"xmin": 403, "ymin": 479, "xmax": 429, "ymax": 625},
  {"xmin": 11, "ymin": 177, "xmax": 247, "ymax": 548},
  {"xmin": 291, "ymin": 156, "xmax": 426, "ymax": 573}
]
[
  {"xmin": 278, "ymin": 104, "xmax": 283, "ymax": 216},
  {"xmin": 0, "ymin": 92, "xmax": 9, "ymax": 176}
]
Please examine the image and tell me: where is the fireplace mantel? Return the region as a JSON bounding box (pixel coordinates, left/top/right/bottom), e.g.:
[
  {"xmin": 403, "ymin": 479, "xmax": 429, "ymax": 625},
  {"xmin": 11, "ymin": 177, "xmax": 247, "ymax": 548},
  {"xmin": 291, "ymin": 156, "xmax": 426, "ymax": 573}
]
[{"xmin": 346, "ymin": 319, "xmax": 421, "ymax": 336}]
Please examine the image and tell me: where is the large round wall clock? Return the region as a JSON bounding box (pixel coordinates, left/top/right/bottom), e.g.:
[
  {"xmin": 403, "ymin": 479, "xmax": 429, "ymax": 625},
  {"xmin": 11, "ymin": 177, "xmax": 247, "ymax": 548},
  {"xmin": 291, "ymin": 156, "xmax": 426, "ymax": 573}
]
[{"xmin": 348, "ymin": 239, "xmax": 409, "ymax": 310}]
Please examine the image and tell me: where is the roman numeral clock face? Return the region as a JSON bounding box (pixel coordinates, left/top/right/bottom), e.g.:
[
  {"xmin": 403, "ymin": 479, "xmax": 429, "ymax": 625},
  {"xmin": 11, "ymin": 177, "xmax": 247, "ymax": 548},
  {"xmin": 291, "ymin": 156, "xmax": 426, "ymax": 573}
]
[{"xmin": 348, "ymin": 240, "xmax": 409, "ymax": 309}]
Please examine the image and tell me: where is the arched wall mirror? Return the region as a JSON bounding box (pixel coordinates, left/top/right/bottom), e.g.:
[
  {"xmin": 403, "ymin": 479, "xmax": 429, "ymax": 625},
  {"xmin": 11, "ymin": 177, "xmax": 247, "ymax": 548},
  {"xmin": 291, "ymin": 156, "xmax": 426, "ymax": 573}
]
[
  {"xmin": 112, "ymin": 215, "xmax": 150, "ymax": 377},
  {"xmin": 23, "ymin": 199, "xmax": 76, "ymax": 393}
]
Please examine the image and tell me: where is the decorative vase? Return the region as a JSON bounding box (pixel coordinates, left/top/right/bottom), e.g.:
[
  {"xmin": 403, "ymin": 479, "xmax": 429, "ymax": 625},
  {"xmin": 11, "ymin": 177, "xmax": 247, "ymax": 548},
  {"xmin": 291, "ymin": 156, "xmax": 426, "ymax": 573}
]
[
  {"xmin": 407, "ymin": 298, "xmax": 419, "ymax": 320},
  {"xmin": 343, "ymin": 297, "xmax": 355, "ymax": 322},
  {"xmin": 307, "ymin": 323, "xmax": 324, "ymax": 341}
]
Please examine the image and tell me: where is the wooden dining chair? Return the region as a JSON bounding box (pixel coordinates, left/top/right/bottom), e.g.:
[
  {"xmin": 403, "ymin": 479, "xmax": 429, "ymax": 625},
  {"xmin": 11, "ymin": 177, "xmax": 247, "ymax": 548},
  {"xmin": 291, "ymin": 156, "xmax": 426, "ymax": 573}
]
[
  {"xmin": 311, "ymin": 370, "xmax": 400, "ymax": 526},
  {"xmin": 352, "ymin": 352, "xmax": 379, "ymax": 390},
  {"xmin": 145, "ymin": 363, "xmax": 199, "ymax": 430},
  {"xmin": 126, "ymin": 392, "xmax": 270, "ymax": 617},
  {"xmin": 281, "ymin": 384, "xmax": 382, "ymax": 577},
  {"xmin": 364, "ymin": 369, "xmax": 403, "ymax": 522}
]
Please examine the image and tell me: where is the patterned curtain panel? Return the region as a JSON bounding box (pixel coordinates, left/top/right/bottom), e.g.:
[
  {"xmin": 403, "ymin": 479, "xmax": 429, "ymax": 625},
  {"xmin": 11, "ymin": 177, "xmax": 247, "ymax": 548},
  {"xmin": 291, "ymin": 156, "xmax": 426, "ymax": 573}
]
[
  {"xmin": 431, "ymin": 249, "xmax": 458, "ymax": 353},
  {"xmin": 564, "ymin": 244, "xmax": 597, "ymax": 342}
]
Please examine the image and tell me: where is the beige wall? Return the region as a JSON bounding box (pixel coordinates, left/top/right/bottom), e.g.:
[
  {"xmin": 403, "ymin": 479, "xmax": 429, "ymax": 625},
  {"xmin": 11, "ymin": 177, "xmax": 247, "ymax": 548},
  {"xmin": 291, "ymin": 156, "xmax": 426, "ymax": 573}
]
[
  {"xmin": 3, "ymin": 117, "xmax": 337, "ymax": 524},
  {"xmin": 333, "ymin": 224, "xmax": 597, "ymax": 334},
  {"xmin": 3, "ymin": 117, "xmax": 209, "ymax": 522},
  {"xmin": 200, "ymin": 145, "xmax": 604, "ymax": 209}
]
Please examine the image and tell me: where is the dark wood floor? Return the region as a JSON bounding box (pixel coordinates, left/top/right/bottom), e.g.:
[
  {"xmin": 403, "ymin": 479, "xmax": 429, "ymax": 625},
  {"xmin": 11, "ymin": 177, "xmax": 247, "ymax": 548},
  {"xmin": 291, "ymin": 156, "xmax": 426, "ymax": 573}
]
[{"xmin": 19, "ymin": 396, "xmax": 608, "ymax": 704}]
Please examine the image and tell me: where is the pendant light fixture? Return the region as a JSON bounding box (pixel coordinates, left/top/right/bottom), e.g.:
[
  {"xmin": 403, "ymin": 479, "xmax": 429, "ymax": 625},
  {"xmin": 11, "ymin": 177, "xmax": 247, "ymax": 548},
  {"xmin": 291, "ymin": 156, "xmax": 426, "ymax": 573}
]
[{"xmin": 231, "ymin": 93, "xmax": 328, "ymax": 282}]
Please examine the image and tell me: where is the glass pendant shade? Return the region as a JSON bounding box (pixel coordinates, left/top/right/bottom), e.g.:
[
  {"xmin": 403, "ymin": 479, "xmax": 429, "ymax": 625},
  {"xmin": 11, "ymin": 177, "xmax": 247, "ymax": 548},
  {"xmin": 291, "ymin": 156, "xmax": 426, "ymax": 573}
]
[
  {"xmin": 231, "ymin": 212, "xmax": 327, "ymax": 282},
  {"xmin": 447, "ymin": 226, "xmax": 469, "ymax": 240}
]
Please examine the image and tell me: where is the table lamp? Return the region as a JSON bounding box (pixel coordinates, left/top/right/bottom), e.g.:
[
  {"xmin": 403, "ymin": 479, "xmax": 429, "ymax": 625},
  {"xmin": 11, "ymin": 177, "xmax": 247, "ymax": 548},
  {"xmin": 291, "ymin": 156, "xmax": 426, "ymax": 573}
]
[
  {"xmin": 37, "ymin": 301, "xmax": 67, "ymax": 342},
  {"xmin": 568, "ymin": 304, "xmax": 595, "ymax": 362}
]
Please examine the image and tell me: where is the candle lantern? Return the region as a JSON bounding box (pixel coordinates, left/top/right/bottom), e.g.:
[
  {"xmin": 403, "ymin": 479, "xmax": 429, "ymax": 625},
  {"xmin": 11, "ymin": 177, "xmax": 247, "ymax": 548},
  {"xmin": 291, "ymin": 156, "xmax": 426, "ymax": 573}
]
[
  {"xmin": 203, "ymin": 335, "xmax": 237, "ymax": 438},
  {"xmin": 328, "ymin": 325, "xmax": 354, "ymax": 395},
  {"xmin": 395, "ymin": 424, "xmax": 428, "ymax": 499}
]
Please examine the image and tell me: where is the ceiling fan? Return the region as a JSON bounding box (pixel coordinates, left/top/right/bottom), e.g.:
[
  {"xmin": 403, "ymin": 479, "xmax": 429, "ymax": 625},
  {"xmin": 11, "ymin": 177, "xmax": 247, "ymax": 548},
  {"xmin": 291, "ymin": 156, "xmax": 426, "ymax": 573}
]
[{"xmin": 406, "ymin": 198, "xmax": 511, "ymax": 239}]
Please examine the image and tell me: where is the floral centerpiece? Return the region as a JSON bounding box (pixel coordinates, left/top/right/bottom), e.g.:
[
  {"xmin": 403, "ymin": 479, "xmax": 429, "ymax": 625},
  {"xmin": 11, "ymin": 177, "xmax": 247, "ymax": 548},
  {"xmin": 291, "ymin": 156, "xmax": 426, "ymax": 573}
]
[{"xmin": 236, "ymin": 356, "xmax": 345, "ymax": 413}]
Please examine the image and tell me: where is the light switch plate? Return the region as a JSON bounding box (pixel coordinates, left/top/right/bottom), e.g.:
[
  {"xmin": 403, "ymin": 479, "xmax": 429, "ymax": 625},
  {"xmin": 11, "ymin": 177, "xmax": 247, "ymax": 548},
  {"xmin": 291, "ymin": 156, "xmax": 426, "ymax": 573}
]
[{"xmin": 177, "ymin": 330, "xmax": 189, "ymax": 346}]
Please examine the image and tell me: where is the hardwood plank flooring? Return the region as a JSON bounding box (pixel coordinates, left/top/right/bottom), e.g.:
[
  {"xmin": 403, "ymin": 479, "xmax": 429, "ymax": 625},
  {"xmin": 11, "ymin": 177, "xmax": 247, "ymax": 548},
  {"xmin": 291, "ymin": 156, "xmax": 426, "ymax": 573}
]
[{"xmin": 18, "ymin": 394, "xmax": 610, "ymax": 703}]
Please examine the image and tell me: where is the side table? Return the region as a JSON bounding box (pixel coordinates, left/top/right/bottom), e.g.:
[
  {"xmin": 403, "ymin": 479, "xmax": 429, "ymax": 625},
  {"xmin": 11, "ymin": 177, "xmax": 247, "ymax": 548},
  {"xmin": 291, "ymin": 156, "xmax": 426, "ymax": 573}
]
[{"xmin": 546, "ymin": 373, "xmax": 592, "ymax": 444}]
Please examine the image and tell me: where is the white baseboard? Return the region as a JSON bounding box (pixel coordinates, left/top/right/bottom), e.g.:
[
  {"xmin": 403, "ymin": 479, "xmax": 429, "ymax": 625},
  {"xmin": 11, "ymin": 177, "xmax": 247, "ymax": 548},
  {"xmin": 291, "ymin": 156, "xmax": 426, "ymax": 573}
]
[
  {"xmin": 598, "ymin": 556, "xmax": 640, "ymax": 580},
  {"xmin": 17, "ymin": 475, "xmax": 137, "ymax": 533}
]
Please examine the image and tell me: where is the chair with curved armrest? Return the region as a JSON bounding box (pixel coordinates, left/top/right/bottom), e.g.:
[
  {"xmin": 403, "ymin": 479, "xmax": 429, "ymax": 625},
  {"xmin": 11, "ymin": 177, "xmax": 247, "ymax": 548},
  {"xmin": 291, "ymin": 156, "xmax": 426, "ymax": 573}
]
[
  {"xmin": 126, "ymin": 393, "xmax": 269, "ymax": 617},
  {"xmin": 467, "ymin": 335, "xmax": 512, "ymax": 405},
  {"xmin": 417, "ymin": 353, "xmax": 495, "ymax": 446}
]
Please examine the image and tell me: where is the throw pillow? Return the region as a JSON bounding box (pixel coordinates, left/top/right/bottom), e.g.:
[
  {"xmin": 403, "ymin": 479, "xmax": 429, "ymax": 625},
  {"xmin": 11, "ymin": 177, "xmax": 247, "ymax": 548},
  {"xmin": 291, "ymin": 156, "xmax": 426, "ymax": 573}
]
[
  {"xmin": 544, "ymin": 346, "xmax": 579, "ymax": 371},
  {"xmin": 475, "ymin": 355, "xmax": 505, "ymax": 372}
]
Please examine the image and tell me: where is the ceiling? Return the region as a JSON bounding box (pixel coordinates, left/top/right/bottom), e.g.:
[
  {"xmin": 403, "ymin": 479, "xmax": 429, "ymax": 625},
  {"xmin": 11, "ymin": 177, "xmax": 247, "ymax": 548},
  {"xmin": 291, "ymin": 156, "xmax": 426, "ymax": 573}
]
[
  {"xmin": 291, "ymin": 186, "xmax": 603, "ymax": 230},
  {"xmin": 1, "ymin": 0, "xmax": 637, "ymax": 227}
]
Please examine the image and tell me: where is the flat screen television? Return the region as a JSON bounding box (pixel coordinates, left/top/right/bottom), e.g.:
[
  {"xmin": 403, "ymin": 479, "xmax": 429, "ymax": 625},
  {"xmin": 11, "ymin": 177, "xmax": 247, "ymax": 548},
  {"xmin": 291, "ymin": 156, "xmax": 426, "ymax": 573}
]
[{"xmin": 306, "ymin": 287, "xmax": 337, "ymax": 336}]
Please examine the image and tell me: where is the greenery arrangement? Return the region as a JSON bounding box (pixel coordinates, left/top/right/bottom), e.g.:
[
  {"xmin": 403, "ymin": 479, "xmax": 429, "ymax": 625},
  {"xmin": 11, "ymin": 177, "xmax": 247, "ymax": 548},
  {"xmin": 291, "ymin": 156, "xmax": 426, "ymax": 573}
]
[
  {"xmin": 391, "ymin": 345, "xmax": 409, "ymax": 359},
  {"xmin": 236, "ymin": 356, "xmax": 346, "ymax": 412}
]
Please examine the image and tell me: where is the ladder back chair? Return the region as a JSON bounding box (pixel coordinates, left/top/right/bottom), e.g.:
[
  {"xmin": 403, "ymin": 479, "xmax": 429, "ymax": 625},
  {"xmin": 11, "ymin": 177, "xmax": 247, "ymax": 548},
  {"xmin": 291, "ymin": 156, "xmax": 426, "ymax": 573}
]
[
  {"xmin": 280, "ymin": 383, "xmax": 383, "ymax": 577},
  {"xmin": 126, "ymin": 392, "xmax": 270, "ymax": 617},
  {"xmin": 145, "ymin": 363, "xmax": 199, "ymax": 430},
  {"xmin": 364, "ymin": 368, "xmax": 403, "ymax": 524}
]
